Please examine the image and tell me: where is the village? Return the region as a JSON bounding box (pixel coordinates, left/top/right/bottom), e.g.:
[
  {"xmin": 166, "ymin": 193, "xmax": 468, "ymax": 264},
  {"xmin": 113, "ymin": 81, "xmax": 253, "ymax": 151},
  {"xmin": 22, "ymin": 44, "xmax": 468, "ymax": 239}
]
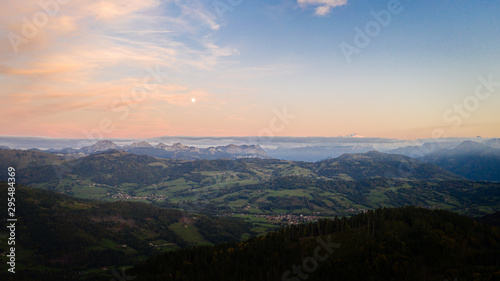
[{"xmin": 111, "ymin": 192, "xmax": 167, "ymax": 201}]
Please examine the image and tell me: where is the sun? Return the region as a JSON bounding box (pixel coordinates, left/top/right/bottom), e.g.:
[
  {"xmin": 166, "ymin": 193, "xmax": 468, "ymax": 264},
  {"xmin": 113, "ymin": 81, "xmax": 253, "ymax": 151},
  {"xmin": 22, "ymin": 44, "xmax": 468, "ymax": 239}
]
[{"xmin": 191, "ymin": 98, "xmax": 196, "ymax": 103}]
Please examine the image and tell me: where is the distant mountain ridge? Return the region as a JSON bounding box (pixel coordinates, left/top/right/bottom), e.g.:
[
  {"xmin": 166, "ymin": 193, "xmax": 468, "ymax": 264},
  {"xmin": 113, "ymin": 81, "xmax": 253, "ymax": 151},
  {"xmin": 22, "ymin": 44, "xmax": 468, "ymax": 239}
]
[
  {"xmin": 64, "ymin": 140, "xmax": 269, "ymax": 160},
  {"xmin": 385, "ymin": 141, "xmax": 458, "ymax": 158},
  {"xmin": 80, "ymin": 139, "xmax": 120, "ymax": 153},
  {"xmin": 317, "ymin": 150, "xmax": 463, "ymax": 181},
  {"xmin": 421, "ymin": 140, "xmax": 500, "ymax": 181},
  {"xmin": 483, "ymin": 138, "xmax": 500, "ymax": 149},
  {"xmin": 2, "ymin": 138, "xmax": 499, "ymax": 181}
]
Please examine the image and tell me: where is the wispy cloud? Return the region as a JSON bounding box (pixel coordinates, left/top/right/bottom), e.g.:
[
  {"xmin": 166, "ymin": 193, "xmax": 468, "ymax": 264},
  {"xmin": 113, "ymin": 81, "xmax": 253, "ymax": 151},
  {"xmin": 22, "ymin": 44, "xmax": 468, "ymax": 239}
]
[
  {"xmin": 297, "ymin": 0, "xmax": 347, "ymax": 16},
  {"xmin": 173, "ymin": 0, "xmax": 221, "ymax": 30},
  {"xmin": 115, "ymin": 30, "xmax": 175, "ymax": 34},
  {"xmin": 0, "ymin": 0, "xmax": 239, "ymax": 137}
]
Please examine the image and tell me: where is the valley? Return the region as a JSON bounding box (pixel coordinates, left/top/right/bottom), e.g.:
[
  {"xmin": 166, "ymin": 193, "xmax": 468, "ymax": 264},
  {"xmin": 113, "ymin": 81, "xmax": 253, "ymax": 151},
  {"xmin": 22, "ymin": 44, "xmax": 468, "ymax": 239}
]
[
  {"xmin": 3, "ymin": 1, "xmax": 500, "ymax": 279},
  {"xmin": 1, "ymin": 147, "xmax": 499, "ymax": 219},
  {"xmin": 1, "ymin": 142, "xmax": 499, "ymax": 280}
]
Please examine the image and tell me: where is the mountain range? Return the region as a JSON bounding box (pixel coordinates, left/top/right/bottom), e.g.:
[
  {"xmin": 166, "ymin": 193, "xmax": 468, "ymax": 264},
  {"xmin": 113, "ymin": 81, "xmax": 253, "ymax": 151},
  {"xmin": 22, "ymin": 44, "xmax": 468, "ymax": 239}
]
[
  {"xmin": 1, "ymin": 148, "xmax": 498, "ymax": 218},
  {"xmin": 0, "ymin": 138, "xmax": 499, "ymax": 280},
  {"xmin": 7, "ymin": 137, "xmax": 498, "ymax": 182},
  {"xmin": 49, "ymin": 140, "xmax": 269, "ymax": 160},
  {"xmin": 421, "ymin": 140, "xmax": 500, "ymax": 181}
]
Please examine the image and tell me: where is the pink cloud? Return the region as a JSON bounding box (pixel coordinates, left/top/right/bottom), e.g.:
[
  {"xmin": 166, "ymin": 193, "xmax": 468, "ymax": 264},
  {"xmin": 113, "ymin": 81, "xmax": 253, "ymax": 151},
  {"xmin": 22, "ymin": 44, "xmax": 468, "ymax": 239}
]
[{"xmin": 297, "ymin": 0, "xmax": 347, "ymax": 16}]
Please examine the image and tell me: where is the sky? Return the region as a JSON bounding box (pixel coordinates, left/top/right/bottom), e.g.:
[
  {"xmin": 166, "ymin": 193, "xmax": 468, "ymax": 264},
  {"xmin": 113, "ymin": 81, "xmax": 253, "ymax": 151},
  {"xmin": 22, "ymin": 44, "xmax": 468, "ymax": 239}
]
[{"xmin": 1, "ymin": 0, "xmax": 499, "ymax": 140}]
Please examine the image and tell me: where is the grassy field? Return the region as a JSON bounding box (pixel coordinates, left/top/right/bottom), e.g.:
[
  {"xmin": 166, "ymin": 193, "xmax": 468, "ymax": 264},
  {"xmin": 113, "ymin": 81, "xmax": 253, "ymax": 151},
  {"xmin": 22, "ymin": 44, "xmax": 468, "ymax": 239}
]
[
  {"xmin": 20, "ymin": 152, "xmax": 500, "ymax": 218},
  {"xmin": 168, "ymin": 222, "xmax": 208, "ymax": 244}
]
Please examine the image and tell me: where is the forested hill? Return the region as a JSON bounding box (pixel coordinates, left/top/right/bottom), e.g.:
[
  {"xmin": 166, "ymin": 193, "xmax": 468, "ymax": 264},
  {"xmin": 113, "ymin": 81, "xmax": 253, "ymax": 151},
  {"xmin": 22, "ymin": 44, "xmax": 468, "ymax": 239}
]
[
  {"xmin": 421, "ymin": 141, "xmax": 500, "ymax": 182},
  {"xmin": 130, "ymin": 207, "xmax": 500, "ymax": 281},
  {"xmin": 0, "ymin": 183, "xmax": 252, "ymax": 281},
  {"xmin": 1, "ymin": 149, "xmax": 498, "ymax": 217},
  {"xmin": 478, "ymin": 211, "xmax": 500, "ymax": 227}
]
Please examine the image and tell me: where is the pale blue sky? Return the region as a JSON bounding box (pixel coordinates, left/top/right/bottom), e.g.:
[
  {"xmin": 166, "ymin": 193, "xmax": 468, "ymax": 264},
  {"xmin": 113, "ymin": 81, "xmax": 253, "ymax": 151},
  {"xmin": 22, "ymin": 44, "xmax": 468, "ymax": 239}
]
[{"xmin": 1, "ymin": 0, "xmax": 499, "ymax": 139}]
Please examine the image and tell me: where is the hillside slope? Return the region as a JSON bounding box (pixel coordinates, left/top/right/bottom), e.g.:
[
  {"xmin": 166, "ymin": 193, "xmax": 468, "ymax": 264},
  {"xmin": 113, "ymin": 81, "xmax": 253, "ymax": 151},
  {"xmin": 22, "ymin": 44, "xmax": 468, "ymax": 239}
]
[
  {"xmin": 422, "ymin": 141, "xmax": 500, "ymax": 181},
  {"xmin": 317, "ymin": 151, "xmax": 463, "ymax": 181},
  {"xmin": 0, "ymin": 183, "xmax": 252, "ymax": 280},
  {"xmin": 130, "ymin": 207, "xmax": 500, "ymax": 281},
  {"xmin": 1, "ymin": 149, "xmax": 498, "ymax": 217}
]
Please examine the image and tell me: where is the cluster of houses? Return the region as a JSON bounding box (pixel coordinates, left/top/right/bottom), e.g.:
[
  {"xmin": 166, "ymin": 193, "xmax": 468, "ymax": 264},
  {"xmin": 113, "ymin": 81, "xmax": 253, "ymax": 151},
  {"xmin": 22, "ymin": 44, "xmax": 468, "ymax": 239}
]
[
  {"xmin": 255, "ymin": 213, "xmax": 320, "ymax": 225},
  {"xmin": 111, "ymin": 192, "xmax": 167, "ymax": 201}
]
